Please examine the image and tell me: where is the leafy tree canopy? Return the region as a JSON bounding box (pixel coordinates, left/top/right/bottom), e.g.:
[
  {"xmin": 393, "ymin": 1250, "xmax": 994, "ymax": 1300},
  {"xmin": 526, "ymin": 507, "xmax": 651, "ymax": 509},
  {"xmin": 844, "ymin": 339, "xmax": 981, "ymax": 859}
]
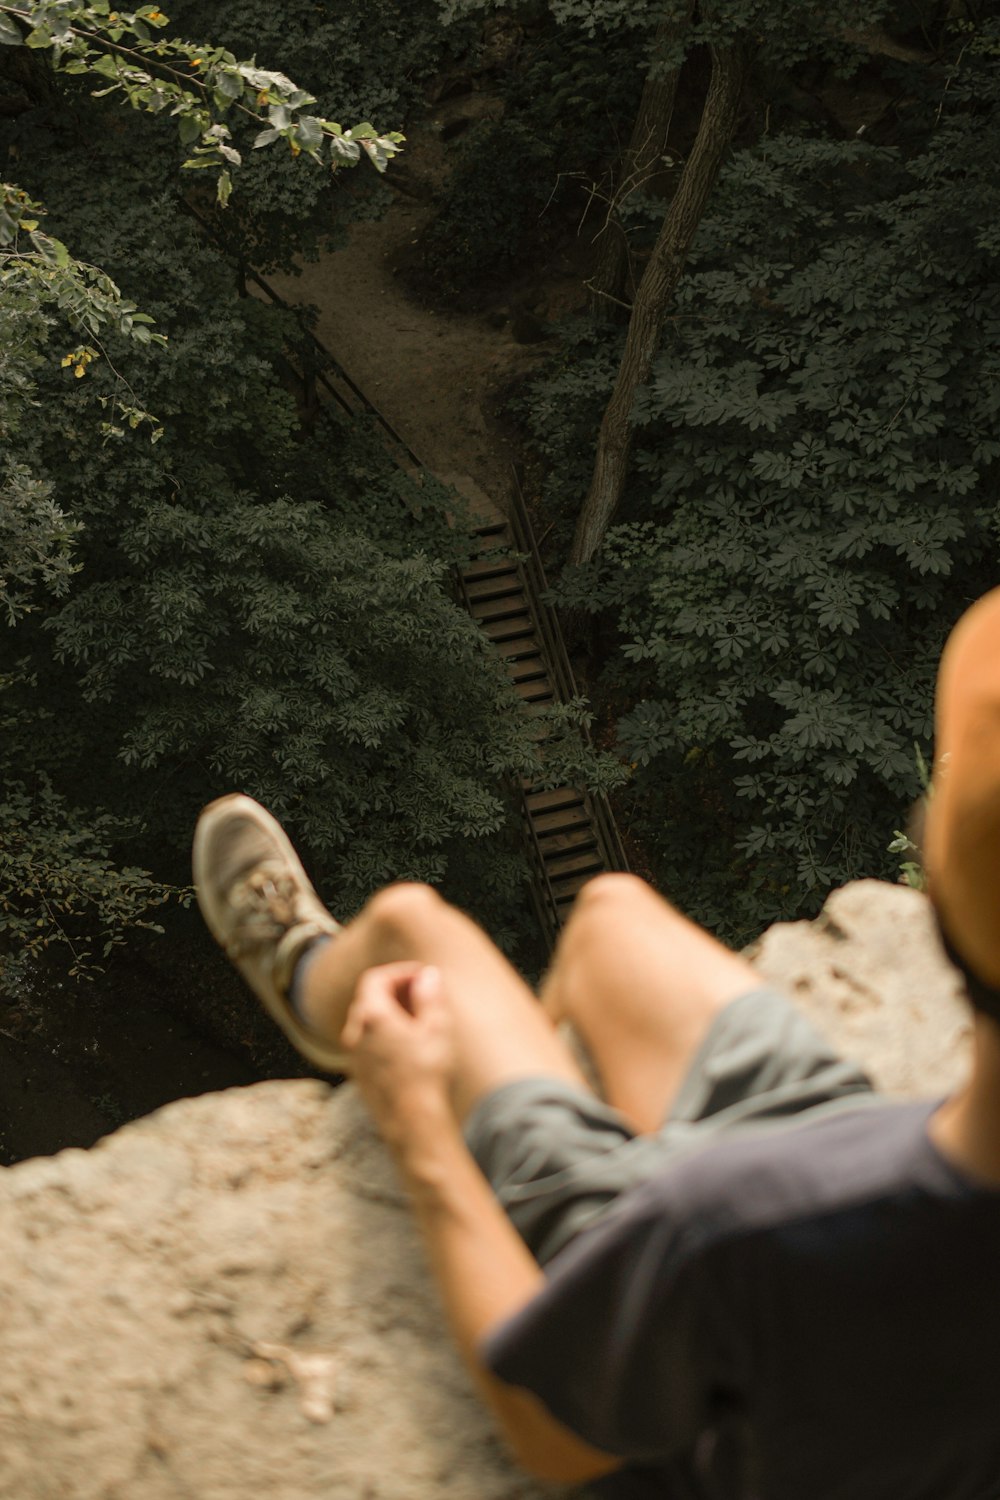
[
  {"xmin": 0, "ymin": 0, "xmax": 620, "ymax": 987},
  {"xmin": 0, "ymin": 1, "xmax": 403, "ymax": 205},
  {"xmin": 534, "ymin": 14, "xmax": 1000, "ymax": 939}
]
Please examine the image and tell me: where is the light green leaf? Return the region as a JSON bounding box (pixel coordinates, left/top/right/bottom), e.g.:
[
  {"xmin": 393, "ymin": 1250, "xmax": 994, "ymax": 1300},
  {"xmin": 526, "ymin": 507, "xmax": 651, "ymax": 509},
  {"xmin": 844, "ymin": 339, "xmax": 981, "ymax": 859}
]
[
  {"xmin": 41, "ymin": 236, "xmax": 71, "ymax": 269},
  {"xmin": 215, "ymin": 69, "xmax": 242, "ymax": 101},
  {"xmin": 296, "ymin": 115, "xmax": 324, "ymax": 150},
  {"xmin": 216, "ymin": 168, "xmax": 232, "ymax": 207},
  {"xmin": 329, "ymin": 135, "xmax": 360, "ymax": 164},
  {"xmin": 0, "ymin": 14, "xmax": 23, "ymax": 44},
  {"xmin": 253, "ymin": 127, "xmax": 280, "ymax": 149}
]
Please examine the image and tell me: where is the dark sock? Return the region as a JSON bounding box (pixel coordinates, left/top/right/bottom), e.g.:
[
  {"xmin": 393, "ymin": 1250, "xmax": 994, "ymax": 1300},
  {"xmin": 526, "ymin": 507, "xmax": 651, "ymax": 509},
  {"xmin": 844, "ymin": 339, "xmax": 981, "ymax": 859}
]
[{"xmin": 289, "ymin": 935, "xmax": 335, "ymax": 1025}]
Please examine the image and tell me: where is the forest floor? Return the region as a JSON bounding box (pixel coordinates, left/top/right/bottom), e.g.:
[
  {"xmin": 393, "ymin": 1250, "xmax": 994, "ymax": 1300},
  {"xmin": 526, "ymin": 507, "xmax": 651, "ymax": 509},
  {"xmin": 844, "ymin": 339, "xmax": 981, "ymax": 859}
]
[
  {"xmin": 265, "ymin": 121, "xmax": 583, "ymax": 505},
  {"xmin": 268, "ymin": 201, "xmax": 527, "ymax": 499}
]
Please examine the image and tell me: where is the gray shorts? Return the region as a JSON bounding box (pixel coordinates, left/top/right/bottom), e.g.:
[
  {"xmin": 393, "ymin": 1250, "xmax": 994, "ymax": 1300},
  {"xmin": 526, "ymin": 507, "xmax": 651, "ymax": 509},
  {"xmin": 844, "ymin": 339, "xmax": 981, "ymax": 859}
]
[{"xmin": 463, "ymin": 985, "xmax": 882, "ymax": 1266}]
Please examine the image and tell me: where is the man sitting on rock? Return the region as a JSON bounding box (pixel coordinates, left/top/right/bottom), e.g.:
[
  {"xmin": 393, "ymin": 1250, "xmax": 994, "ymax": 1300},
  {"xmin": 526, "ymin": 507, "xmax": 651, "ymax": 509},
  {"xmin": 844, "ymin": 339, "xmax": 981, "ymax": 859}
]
[{"xmin": 193, "ymin": 589, "xmax": 1000, "ymax": 1499}]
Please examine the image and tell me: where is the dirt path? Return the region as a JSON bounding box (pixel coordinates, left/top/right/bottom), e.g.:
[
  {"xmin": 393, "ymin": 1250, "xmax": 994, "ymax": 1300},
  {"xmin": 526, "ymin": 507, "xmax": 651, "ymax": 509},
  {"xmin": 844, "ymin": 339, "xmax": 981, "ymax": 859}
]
[{"xmin": 266, "ymin": 193, "xmax": 549, "ymax": 502}]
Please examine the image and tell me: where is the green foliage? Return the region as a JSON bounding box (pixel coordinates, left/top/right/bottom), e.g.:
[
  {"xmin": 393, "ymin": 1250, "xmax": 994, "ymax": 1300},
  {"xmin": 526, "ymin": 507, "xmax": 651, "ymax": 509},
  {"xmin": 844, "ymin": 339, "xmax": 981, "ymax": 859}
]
[
  {"xmin": 887, "ymin": 744, "xmax": 930, "ymax": 890},
  {"xmin": 404, "ymin": 11, "xmax": 646, "ymax": 307},
  {"xmin": 166, "ymin": 0, "xmax": 472, "ymax": 128},
  {"xmin": 447, "ymin": 0, "xmax": 890, "ymax": 62},
  {"xmin": 1, "ymin": 180, "xmax": 168, "ymax": 446},
  {"xmin": 407, "ymin": 119, "xmax": 559, "ymax": 306},
  {"xmin": 0, "ymin": 465, "xmax": 79, "ymax": 625},
  {"xmin": 158, "ymin": 0, "xmax": 471, "ymax": 270},
  {"xmin": 0, "ymin": 178, "xmax": 185, "ymax": 977},
  {"xmin": 0, "ymin": 772, "xmax": 178, "ymax": 984},
  {"xmin": 531, "ymin": 18, "xmax": 1000, "ymax": 940},
  {"xmin": 0, "ymin": 1, "xmax": 402, "ymax": 207},
  {"xmin": 413, "ymin": 0, "xmax": 890, "ymax": 306},
  {"xmin": 509, "ymin": 318, "xmax": 625, "ymax": 540},
  {"xmin": 0, "ymin": 19, "xmax": 599, "ymax": 979}
]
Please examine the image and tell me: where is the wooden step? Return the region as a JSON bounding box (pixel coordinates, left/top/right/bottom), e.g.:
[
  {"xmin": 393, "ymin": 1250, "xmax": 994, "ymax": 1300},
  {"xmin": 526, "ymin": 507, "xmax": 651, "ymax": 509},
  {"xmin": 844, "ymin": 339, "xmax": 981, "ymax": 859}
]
[
  {"xmin": 551, "ymin": 885, "xmax": 589, "ymax": 914},
  {"xmin": 496, "ymin": 634, "xmax": 542, "ymax": 661},
  {"xmin": 463, "ymin": 575, "xmax": 523, "ymax": 604},
  {"xmin": 515, "ymin": 680, "xmax": 554, "ymax": 705},
  {"xmin": 550, "ymin": 870, "xmax": 601, "ymax": 904},
  {"xmin": 472, "ymin": 597, "xmax": 531, "ymax": 626},
  {"xmin": 509, "ymin": 658, "xmax": 548, "ymax": 685},
  {"xmin": 531, "ymin": 803, "xmax": 591, "ymax": 837},
  {"xmin": 543, "ymin": 847, "xmax": 605, "ymax": 880},
  {"xmin": 522, "ymin": 786, "xmax": 584, "ymax": 813},
  {"xmin": 538, "ymin": 826, "xmax": 599, "ymax": 857},
  {"xmin": 468, "ymin": 543, "xmax": 509, "ymax": 569},
  {"xmin": 461, "ymin": 558, "xmax": 517, "ymax": 583},
  {"xmin": 483, "ymin": 614, "xmax": 535, "ymax": 643}
]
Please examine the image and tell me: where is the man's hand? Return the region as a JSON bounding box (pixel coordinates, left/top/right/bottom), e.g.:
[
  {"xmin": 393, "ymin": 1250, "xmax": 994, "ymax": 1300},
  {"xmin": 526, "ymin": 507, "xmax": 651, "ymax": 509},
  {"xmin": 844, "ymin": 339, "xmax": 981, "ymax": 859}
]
[{"xmin": 341, "ymin": 962, "xmax": 457, "ymax": 1158}]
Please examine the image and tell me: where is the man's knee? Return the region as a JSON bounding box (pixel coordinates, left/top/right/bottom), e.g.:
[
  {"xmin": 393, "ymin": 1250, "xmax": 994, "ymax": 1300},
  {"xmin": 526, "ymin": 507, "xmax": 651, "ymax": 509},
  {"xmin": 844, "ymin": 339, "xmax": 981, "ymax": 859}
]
[
  {"xmin": 554, "ymin": 875, "xmax": 659, "ymax": 971},
  {"xmin": 573, "ymin": 872, "xmax": 653, "ymax": 918},
  {"xmin": 365, "ymin": 881, "xmax": 444, "ymax": 943}
]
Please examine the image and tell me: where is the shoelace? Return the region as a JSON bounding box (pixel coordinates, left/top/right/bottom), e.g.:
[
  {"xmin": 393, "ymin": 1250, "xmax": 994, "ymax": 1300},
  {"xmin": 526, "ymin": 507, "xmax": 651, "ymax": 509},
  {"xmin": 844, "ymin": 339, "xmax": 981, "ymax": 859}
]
[{"xmin": 227, "ymin": 869, "xmax": 301, "ymax": 959}]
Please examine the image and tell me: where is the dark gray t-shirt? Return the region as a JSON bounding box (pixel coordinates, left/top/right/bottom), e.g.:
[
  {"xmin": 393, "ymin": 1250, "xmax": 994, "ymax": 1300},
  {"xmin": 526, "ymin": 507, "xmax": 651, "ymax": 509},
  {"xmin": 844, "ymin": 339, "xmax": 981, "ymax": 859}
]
[{"xmin": 482, "ymin": 1101, "xmax": 1000, "ymax": 1500}]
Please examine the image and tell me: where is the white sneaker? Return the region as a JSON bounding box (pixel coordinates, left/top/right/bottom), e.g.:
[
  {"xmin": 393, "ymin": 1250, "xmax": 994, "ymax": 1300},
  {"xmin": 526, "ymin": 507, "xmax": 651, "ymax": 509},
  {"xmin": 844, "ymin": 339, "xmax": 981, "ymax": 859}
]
[{"xmin": 193, "ymin": 793, "xmax": 349, "ymax": 1072}]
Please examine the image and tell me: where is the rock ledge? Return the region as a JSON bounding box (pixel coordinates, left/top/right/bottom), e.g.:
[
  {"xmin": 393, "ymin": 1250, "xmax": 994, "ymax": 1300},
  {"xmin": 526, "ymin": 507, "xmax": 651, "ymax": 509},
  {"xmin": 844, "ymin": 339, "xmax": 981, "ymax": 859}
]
[{"xmin": 0, "ymin": 881, "xmax": 972, "ymax": 1499}]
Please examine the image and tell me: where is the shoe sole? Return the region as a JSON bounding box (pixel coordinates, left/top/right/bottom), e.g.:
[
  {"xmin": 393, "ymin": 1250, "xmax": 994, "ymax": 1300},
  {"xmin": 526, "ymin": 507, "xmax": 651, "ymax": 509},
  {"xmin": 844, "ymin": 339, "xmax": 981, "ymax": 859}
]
[{"xmin": 193, "ymin": 794, "xmax": 351, "ymax": 1074}]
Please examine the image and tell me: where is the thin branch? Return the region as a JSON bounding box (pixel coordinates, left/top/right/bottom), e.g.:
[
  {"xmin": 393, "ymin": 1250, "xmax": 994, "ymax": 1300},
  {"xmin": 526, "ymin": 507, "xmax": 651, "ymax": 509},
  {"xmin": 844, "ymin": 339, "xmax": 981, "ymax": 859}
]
[
  {"xmin": 583, "ymin": 279, "xmax": 634, "ymax": 312},
  {"xmin": 935, "ymin": 41, "xmax": 972, "ymax": 128},
  {"xmin": 0, "ymin": 5, "xmax": 279, "ymax": 135}
]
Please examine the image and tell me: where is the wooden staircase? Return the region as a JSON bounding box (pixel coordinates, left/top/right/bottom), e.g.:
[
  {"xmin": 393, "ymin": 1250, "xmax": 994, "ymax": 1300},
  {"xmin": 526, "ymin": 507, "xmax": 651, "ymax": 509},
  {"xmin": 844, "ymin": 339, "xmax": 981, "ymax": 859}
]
[
  {"xmin": 201, "ymin": 218, "xmax": 630, "ymax": 952},
  {"xmin": 456, "ymin": 495, "xmax": 628, "ymax": 950}
]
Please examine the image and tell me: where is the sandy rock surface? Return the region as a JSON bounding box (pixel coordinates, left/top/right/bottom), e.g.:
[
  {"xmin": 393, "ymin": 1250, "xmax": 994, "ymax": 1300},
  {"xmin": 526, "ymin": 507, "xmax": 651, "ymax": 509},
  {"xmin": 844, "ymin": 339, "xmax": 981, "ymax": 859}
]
[
  {"xmin": 748, "ymin": 879, "xmax": 973, "ymax": 1097},
  {"xmin": 0, "ymin": 1079, "xmax": 555, "ymax": 1500},
  {"xmin": 0, "ymin": 881, "xmax": 974, "ymax": 1499}
]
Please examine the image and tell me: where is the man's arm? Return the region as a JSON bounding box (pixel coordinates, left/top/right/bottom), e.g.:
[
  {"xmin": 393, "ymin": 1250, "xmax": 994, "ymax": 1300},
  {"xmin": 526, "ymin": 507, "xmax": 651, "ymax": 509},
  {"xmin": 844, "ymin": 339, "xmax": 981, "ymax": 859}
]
[
  {"xmin": 341, "ymin": 964, "xmax": 622, "ymax": 1485},
  {"xmin": 399, "ymin": 1098, "xmax": 621, "ymax": 1482}
]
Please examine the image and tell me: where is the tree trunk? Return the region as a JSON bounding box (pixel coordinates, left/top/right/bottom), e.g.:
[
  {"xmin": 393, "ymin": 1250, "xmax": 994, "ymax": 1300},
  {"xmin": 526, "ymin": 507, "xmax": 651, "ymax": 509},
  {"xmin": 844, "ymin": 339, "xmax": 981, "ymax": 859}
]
[
  {"xmin": 569, "ymin": 40, "xmax": 749, "ymax": 569},
  {"xmin": 587, "ymin": 15, "xmax": 690, "ymax": 319}
]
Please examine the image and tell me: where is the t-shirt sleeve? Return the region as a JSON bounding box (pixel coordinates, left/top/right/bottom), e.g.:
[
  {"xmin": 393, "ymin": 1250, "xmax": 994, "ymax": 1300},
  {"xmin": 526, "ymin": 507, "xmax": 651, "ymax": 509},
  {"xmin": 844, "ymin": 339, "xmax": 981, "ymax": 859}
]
[{"xmin": 480, "ymin": 1182, "xmax": 737, "ymax": 1462}]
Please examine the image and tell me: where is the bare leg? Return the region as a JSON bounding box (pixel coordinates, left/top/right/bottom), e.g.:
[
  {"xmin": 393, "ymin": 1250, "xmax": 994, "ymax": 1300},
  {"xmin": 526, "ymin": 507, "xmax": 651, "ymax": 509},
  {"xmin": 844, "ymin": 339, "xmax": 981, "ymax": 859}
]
[
  {"xmin": 298, "ymin": 883, "xmax": 590, "ymax": 1120},
  {"xmin": 540, "ymin": 874, "xmax": 761, "ymax": 1133},
  {"xmin": 301, "ymin": 873, "xmax": 759, "ymax": 1134}
]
